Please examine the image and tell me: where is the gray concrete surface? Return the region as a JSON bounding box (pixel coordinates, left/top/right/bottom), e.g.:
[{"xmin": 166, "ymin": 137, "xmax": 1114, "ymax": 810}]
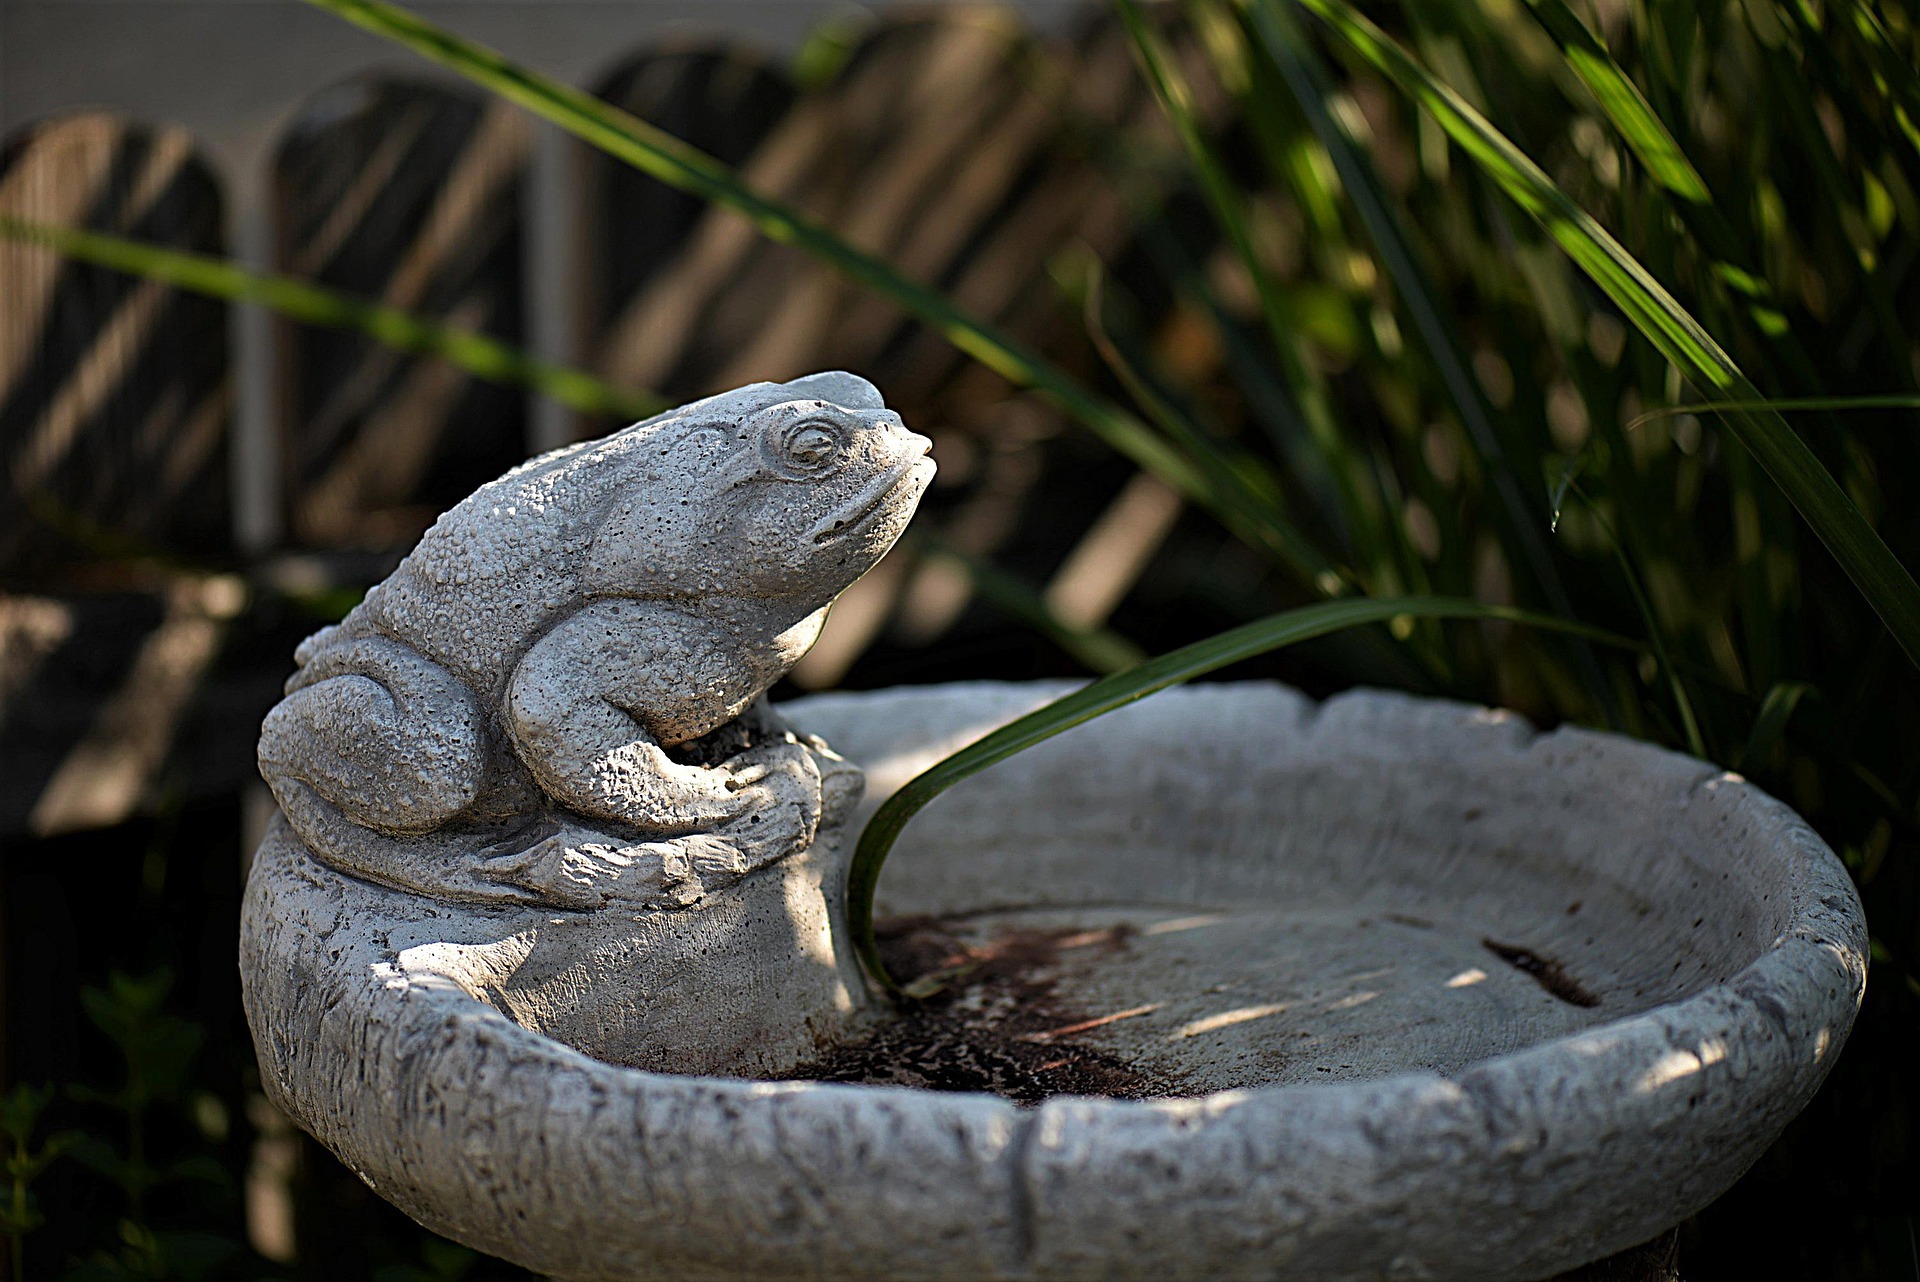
[{"xmin": 242, "ymin": 679, "xmax": 1867, "ymax": 1280}]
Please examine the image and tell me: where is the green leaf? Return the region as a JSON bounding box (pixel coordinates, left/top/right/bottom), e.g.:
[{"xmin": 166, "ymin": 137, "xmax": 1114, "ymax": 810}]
[
  {"xmin": 0, "ymin": 1085, "xmax": 55, "ymax": 1145},
  {"xmin": 1519, "ymin": 0, "xmax": 1709, "ymax": 204},
  {"xmin": 0, "ymin": 216, "xmax": 664, "ymax": 421},
  {"xmin": 1115, "ymin": 0, "xmax": 1295, "ymax": 374},
  {"xmin": 1173, "ymin": 0, "xmax": 1401, "ymax": 578},
  {"xmin": 1838, "ymin": 3, "xmax": 1920, "ymax": 162},
  {"xmin": 1287, "ymin": 0, "xmax": 1920, "ymax": 673},
  {"xmin": 1514, "ymin": 0, "xmax": 1811, "ymax": 359},
  {"xmin": 848, "ymin": 594, "xmax": 1642, "ymax": 989},
  {"xmin": 1127, "ymin": 207, "xmax": 1349, "ymax": 539}
]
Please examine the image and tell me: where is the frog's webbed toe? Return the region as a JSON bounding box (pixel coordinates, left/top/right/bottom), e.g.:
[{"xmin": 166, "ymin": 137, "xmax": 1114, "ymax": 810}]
[
  {"xmin": 259, "ymin": 634, "xmax": 488, "ymax": 836},
  {"xmin": 471, "ymin": 790, "xmax": 822, "ymax": 910}
]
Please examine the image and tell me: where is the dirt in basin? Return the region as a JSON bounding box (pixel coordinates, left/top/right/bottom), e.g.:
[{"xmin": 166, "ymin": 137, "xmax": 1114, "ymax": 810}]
[
  {"xmin": 1483, "ymin": 938, "xmax": 1603, "ymax": 1008},
  {"xmin": 778, "ymin": 915, "xmax": 1182, "ymax": 1105}
]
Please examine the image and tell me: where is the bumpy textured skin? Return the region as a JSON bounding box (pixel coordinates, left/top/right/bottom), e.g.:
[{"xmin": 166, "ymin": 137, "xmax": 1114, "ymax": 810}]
[
  {"xmin": 256, "ymin": 372, "xmax": 934, "ymax": 908},
  {"xmin": 241, "ymin": 681, "xmax": 1867, "ymax": 1280}
]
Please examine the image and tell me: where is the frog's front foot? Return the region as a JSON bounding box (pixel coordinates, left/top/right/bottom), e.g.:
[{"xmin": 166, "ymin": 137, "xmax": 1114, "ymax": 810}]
[
  {"xmin": 476, "ymin": 748, "xmax": 826, "ymax": 909},
  {"xmin": 712, "ymin": 740, "xmax": 824, "ymax": 837},
  {"xmin": 797, "ymin": 732, "xmax": 865, "ymax": 828}
]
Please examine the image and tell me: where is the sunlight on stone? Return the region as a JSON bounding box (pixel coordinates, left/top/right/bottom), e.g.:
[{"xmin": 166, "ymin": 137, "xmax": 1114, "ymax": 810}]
[
  {"xmin": 395, "ymin": 934, "xmax": 539, "ymax": 1003},
  {"xmin": 1326, "ymin": 990, "xmax": 1380, "ymax": 1012},
  {"xmin": 1149, "ymin": 1091, "xmax": 1249, "ymax": 1120},
  {"xmin": 1636, "ymin": 1038, "xmax": 1728, "ymax": 1093},
  {"xmin": 1140, "ymin": 914, "xmax": 1225, "ymax": 936},
  {"xmin": 1174, "ymin": 1003, "xmax": 1290, "ymax": 1040},
  {"xmin": 785, "ymin": 870, "xmax": 838, "ymax": 969},
  {"xmin": 1638, "ymin": 1050, "xmax": 1702, "ymax": 1092},
  {"xmin": 1446, "ymin": 968, "xmax": 1489, "ymax": 988}
]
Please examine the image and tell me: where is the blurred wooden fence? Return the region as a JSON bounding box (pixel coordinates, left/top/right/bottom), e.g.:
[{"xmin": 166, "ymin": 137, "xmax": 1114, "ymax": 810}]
[{"xmin": 0, "ymin": 6, "xmax": 1213, "ymax": 842}]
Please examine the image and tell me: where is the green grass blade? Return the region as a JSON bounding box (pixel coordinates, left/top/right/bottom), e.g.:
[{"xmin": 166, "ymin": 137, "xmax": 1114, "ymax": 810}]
[
  {"xmin": 1824, "ymin": 4, "xmax": 1920, "ymax": 166},
  {"xmin": 1626, "ymin": 396, "xmax": 1920, "ymax": 434},
  {"xmin": 1753, "ymin": 38, "xmax": 1913, "ymax": 383},
  {"xmin": 1559, "ymin": 474, "xmax": 1708, "ymax": 758},
  {"xmin": 300, "ymin": 0, "xmax": 1271, "ymax": 542},
  {"xmin": 1242, "ymin": 0, "xmax": 1527, "ymax": 502},
  {"xmin": 0, "ymin": 215, "xmax": 664, "ymax": 420},
  {"xmin": 848, "ymin": 593, "xmax": 1643, "ymax": 989},
  {"xmin": 1737, "ymin": 680, "xmax": 1812, "ymax": 774},
  {"xmin": 1516, "ymin": 0, "xmax": 1801, "ymax": 349},
  {"xmin": 1500, "ymin": 0, "xmax": 1851, "ymax": 696},
  {"xmin": 1504, "ymin": 0, "xmax": 1830, "ymax": 696},
  {"xmin": 1008, "ymin": 32, "xmax": 1356, "ymax": 544},
  {"xmin": 1113, "ymin": 0, "xmax": 1397, "ymax": 580},
  {"xmin": 1290, "ymin": 0, "xmax": 1920, "ymax": 673},
  {"xmin": 1131, "ymin": 210, "xmax": 1350, "ymax": 537},
  {"xmin": 1519, "ymin": 0, "xmax": 1709, "ymax": 204}
]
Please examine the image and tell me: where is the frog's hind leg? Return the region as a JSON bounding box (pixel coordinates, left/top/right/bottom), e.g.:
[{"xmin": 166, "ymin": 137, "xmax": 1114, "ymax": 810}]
[
  {"xmin": 271, "ymin": 780, "xmax": 546, "ymax": 904},
  {"xmin": 258, "ymin": 634, "xmax": 487, "ymax": 835}
]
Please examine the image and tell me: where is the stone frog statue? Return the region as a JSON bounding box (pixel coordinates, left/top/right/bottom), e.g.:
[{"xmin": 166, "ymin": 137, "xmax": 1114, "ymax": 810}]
[{"xmin": 257, "ymin": 372, "xmax": 934, "ymax": 909}]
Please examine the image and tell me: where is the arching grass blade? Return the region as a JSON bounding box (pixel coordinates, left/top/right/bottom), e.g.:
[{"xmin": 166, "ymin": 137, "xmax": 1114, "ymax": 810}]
[
  {"xmin": 848, "ymin": 594, "xmax": 1642, "ymax": 990},
  {"xmin": 1519, "ymin": 0, "xmax": 1708, "ymax": 204}
]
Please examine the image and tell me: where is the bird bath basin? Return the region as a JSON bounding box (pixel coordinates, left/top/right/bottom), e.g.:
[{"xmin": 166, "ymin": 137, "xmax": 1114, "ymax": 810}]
[{"xmin": 241, "ymin": 679, "xmax": 1865, "ymax": 1281}]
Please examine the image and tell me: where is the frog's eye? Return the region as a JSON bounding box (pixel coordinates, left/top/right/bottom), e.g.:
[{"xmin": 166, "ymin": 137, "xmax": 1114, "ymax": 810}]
[{"xmin": 782, "ymin": 423, "xmax": 840, "ymax": 471}]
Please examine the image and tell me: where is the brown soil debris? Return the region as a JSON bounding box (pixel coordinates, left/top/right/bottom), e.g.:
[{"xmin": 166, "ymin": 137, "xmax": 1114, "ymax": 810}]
[
  {"xmin": 780, "ymin": 915, "xmax": 1179, "ymax": 1105},
  {"xmin": 1483, "ymin": 938, "xmax": 1602, "ymax": 1008}
]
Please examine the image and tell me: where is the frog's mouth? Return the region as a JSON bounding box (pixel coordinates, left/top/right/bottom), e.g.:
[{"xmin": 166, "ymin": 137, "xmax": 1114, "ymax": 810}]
[{"xmin": 808, "ymin": 451, "xmax": 935, "ymax": 544}]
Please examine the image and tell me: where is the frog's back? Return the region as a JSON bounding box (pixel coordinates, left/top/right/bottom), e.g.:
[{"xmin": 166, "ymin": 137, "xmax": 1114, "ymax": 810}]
[
  {"xmin": 316, "ymin": 379, "xmax": 818, "ymax": 695},
  {"xmin": 345, "ymin": 439, "xmax": 623, "ymax": 697}
]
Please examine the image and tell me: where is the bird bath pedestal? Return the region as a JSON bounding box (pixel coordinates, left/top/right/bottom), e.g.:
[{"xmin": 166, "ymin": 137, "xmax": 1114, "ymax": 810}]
[{"xmin": 241, "ymin": 679, "xmax": 1865, "ymax": 1281}]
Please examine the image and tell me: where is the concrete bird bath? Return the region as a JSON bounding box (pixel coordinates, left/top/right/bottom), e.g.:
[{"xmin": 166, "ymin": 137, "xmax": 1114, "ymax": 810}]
[{"xmin": 240, "ymin": 378, "xmax": 1866, "ymax": 1280}]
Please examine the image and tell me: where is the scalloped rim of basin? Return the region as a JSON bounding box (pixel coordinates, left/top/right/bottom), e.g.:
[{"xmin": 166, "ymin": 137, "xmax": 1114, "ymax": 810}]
[{"xmin": 240, "ymin": 681, "xmax": 1866, "ymax": 1282}]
